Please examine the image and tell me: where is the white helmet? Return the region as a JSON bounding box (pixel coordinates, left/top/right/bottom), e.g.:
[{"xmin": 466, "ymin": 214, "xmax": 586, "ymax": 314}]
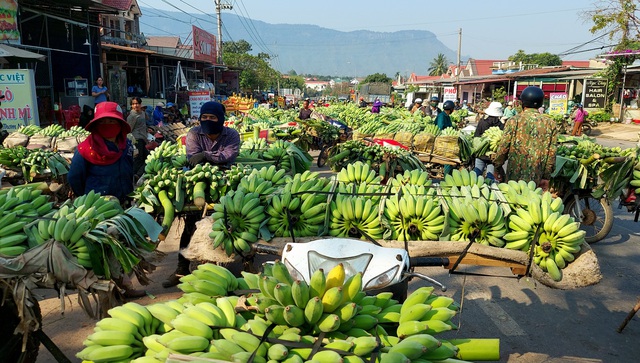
[{"xmin": 415, "ymin": 98, "xmax": 423, "ymax": 103}]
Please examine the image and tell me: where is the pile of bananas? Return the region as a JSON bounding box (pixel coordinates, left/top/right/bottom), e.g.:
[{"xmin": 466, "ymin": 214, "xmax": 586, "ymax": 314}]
[
  {"xmin": 21, "ymin": 148, "xmax": 70, "ymax": 181},
  {"xmin": 439, "ymin": 168, "xmax": 485, "ymax": 188},
  {"xmin": 184, "ymin": 163, "xmax": 225, "ymax": 207},
  {"xmin": 502, "ymin": 191, "xmax": 583, "ymax": 281},
  {"xmin": 0, "ymin": 145, "xmax": 29, "ymax": 168},
  {"xmin": 266, "ymin": 172, "xmax": 330, "ymax": 238},
  {"xmin": 384, "ymin": 187, "xmax": 445, "ymax": 241},
  {"xmin": 236, "ymin": 173, "xmax": 277, "ymax": 204},
  {"xmin": 262, "ymin": 139, "xmax": 313, "ymax": 174},
  {"xmin": 26, "ymin": 191, "xmax": 122, "ymax": 268},
  {"xmin": 446, "ymin": 185, "xmax": 507, "ymax": 247},
  {"xmin": 329, "ymin": 140, "xmax": 426, "ymax": 179},
  {"xmin": 0, "ymin": 185, "xmax": 54, "ymax": 256},
  {"xmin": 239, "ymin": 137, "xmax": 268, "ymax": 159},
  {"xmin": 35, "ymin": 124, "xmax": 65, "ymax": 137},
  {"xmin": 79, "ymin": 262, "xmax": 499, "ymax": 362},
  {"xmin": 59, "ymin": 125, "xmax": 90, "ymax": 138},
  {"xmin": 143, "ymin": 141, "xmax": 187, "ymax": 175},
  {"xmin": 209, "ymin": 190, "xmax": 265, "ymax": 256},
  {"xmin": 16, "ymin": 124, "xmax": 41, "ymax": 136}
]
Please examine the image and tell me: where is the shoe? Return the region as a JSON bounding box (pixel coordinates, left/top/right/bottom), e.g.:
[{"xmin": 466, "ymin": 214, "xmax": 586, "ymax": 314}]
[{"xmin": 123, "ymin": 288, "xmax": 147, "ymax": 299}]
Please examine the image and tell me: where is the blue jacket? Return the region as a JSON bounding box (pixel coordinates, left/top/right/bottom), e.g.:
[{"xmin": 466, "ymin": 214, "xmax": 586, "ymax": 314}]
[
  {"xmin": 68, "ymin": 139, "xmax": 134, "ymax": 203},
  {"xmin": 435, "ymin": 112, "xmax": 453, "ymax": 130}
]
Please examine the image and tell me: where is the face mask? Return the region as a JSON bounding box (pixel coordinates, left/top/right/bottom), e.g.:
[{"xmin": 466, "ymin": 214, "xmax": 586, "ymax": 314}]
[
  {"xmin": 200, "ymin": 120, "xmax": 224, "ymax": 135},
  {"xmin": 97, "ymin": 123, "xmax": 121, "ymax": 139}
]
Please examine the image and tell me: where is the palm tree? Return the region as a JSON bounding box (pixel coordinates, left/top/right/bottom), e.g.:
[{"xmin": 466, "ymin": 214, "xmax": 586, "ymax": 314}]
[{"xmin": 428, "ymin": 53, "xmax": 449, "ymax": 76}]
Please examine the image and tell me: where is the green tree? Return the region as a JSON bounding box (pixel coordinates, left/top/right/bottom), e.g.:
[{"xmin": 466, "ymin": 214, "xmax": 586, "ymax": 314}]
[
  {"xmin": 222, "ymin": 40, "xmax": 252, "ymax": 54},
  {"xmin": 583, "ymin": 0, "xmax": 640, "ymax": 111},
  {"xmin": 428, "ymin": 53, "xmax": 449, "ymax": 76},
  {"xmin": 507, "ymin": 50, "xmax": 562, "ymax": 66},
  {"xmin": 363, "ymin": 73, "xmax": 392, "ymax": 84},
  {"xmin": 280, "ymin": 75, "xmax": 305, "ymax": 90},
  {"xmin": 222, "ymin": 39, "xmax": 279, "ymax": 92}
]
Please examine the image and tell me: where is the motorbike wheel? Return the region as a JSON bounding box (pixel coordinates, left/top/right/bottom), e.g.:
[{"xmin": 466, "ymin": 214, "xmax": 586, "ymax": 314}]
[
  {"xmin": 317, "ymin": 145, "xmax": 331, "ymax": 167},
  {"xmin": 0, "ymin": 296, "xmax": 41, "ymax": 363},
  {"xmin": 564, "ymin": 194, "xmax": 614, "ymax": 244},
  {"xmin": 582, "ymin": 123, "xmax": 592, "ymax": 136}
]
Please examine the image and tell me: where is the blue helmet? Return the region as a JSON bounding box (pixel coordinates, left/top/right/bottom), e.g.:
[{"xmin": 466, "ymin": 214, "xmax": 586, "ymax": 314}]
[{"xmin": 430, "ymin": 96, "xmax": 439, "ymax": 102}]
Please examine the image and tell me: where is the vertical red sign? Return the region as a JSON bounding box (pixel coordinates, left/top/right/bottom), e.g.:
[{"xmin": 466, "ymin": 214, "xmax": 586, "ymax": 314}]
[{"xmin": 192, "ymin": 25, "xmax": 217, "ymax": 63}]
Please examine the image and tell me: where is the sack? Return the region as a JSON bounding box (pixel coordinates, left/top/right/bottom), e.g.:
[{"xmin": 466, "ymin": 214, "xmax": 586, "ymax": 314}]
[
  {"xmin": 393, "ymin": 131, "xmax": 414, "ymax": 149},
  {"xmin": 55, "ymin": 136, "xmax": 81, "ymax": 153},
  {"xmin": 27, "ymin": 135, "xmax": 53, "ymax": 150},
  {"xmin": 374, "ymin": 132, "xmax": 395, "ymax": 140},
  {"xmin": 433, "ymin": 135, "xmax": 460, "ymax": 159},
  {"xmin": 3, "ymin": 132, "xmax": 29, "ymax": 148},
  {"xmin": 412, "ymin": 132, "xmax": 436, "ymax": 152},
  {"xmin": 352, "ymin": 130, "xmax": 372, "ymax": 141}
]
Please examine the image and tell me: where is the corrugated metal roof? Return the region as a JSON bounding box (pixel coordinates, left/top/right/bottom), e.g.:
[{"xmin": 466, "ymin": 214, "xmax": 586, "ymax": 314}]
[{"xmin": 146, "ymin": 36, "xmax": 181, "ymax": 48}]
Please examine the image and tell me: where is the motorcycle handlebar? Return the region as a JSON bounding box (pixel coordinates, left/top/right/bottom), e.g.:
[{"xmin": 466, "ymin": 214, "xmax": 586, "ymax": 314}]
[{"xmin": 409, "ymin": 256, "xmax": 450, "ymax": 267}]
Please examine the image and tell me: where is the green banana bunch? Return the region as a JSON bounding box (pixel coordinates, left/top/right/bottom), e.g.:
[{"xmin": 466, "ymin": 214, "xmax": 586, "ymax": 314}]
[
  {"xmin": 209, "ymin": 190, "xmax": 265, "ymax": 256},
  {"xmin": 77, "ymin": 302, "xmax": 153, "ymax": 362},
  {"xmin": 446, "ymin": 185, "xmax": 506, "ymax": 247},
  {"xmin": 440, "ymin": 168, "xmax": 485, "ymax": 188},
  {"xmin": 482, "ymin": 126, "xmax": 504, "ymax": 152},
  {"xmin": 389, "ymin": 169, "xmax": 432, "ymax": 192},
  {"xmin": 630, "ymin": 168, "xmax": 640, "ymax": 194},
  {"xmin": 16, "ymin": 124, "xmax": 42, "ymax": 136},
  {"xmin": 337, "ymin": 161, "xmax": 381, "ymax": 185},
  {"xmin": 0, "ymin": 145, "xmax": 29, "ymax": 168},
  {"xmin": 250, "ymin": 164, "xmax": 292, "ymax": 186},
  {"xmin": 58, "ymin": 125, "xmax": 90, "ymax": 138},
  {"xmin": 497, "ymin": 179, "xmax": 544, "ymax": 209},
  {"xmin": 266, "ymin": 173, "xmax": 330, "ymax": 238},
  {"xmin": 0, "ymin": 185, "xmax": 54, "ymax": 256},
  {"xmin": 177, "ymin": 262, "xmax": 238, "ymax": 297},
  {"xmin": 236, "ymin": 173, "xmax": 277, "ymax": 204},
  {"xmin": 184, "ymin": 162, "xmax": 225, "ymax": 205},
  {"xmin": 35, "ymin": 124, "xmax": 65, "ymax": 137},
  {"xmin": 329, "ymin": 194, "xmax": 383, "ymax": 240},
  {"xmin": 384, "ymin": 191, "xmax": 445, "ymax": 241},
  {"xmin": 143, "ymin": 140, "xmax": 185, "ymax": 175},
  {"xmin": 21, "ymin": 148, "xmax": 70, "ymax": 182}
]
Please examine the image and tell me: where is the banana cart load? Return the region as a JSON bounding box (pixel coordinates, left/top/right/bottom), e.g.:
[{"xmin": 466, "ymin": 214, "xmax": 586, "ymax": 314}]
[
  {"xmin": 0, "ymin": 183, "xmax": 163, "ymax": 362},
  {"xmin": 182, "ymin": 165, "xmax": 601, "ymax": 291},
  {"xmin": 549, "ymin": 136, "xmax": 640, "ymax": 243}
]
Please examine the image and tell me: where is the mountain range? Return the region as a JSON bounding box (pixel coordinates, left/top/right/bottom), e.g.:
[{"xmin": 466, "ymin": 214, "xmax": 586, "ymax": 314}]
[{"xmin": 140, "ymin": 8, "xmax": 465, "ymax": 77}]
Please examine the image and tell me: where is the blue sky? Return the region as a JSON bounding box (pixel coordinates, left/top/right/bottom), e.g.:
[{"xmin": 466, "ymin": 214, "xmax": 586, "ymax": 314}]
[{"xmin": 145, "ymin": 0, "xmax": 613, "ymax": 61}]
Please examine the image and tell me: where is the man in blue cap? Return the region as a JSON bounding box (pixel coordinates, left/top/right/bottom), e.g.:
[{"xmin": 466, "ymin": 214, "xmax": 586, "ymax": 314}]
[{"xmin": 163, "ymin": 101, "xmax": 241, "ymax": 287}]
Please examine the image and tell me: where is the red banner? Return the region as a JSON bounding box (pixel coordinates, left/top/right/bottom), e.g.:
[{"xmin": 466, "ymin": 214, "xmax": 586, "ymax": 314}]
[{"xmin": 192, "ymin": 25, "xmax": 216, "ymax": 63}]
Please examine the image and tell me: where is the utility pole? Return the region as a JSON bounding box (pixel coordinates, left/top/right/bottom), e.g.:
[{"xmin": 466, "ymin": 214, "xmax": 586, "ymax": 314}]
[
  {"xmin": 456, "ymin": 28, "xmax": 462, "ymax": 82},
  {"xmin": 215, "ymin": 0, "xmax": 232, "ymax": 64}
]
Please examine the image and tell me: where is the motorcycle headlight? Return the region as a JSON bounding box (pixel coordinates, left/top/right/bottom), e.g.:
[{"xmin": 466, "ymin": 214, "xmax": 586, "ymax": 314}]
[{"xmin": 363, "ymin": 265, "xmax": 400, "ymax": 290}]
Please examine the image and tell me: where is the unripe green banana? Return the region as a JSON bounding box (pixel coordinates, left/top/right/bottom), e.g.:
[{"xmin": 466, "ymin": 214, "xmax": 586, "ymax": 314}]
[
  {"xmin": 291, "ymin": 279, "xmax": 310, "ymax": 309},
  {"xmin": 265, "ymin": 305, "xmax": 288, "ymax": 325},
  {"xmin": 283, "ymin": 305, "xmax": 306, "ymax": 327},
  {"xmin": 316, "ymin": 313, "xmax": 341, "ymax": 333},
  {"xmin": 309, "ymin": 268, "xmax": 327, "ymax": 298},
  {"xmin": 388, "ymin": 339, "xmax": 428, "ymax": 360},
  {"xmin": 165, "ymin": 335, "xmax": 210, "ymax": 353},
  {"xmin": 274, "ymin": 283, "xmax": 295, "ymax": 306},
  {"xmin": 351, "ymin": 335, "xmax": 379, "ymax": 356},
  {"xmin": 304, "ymin": 296, "xmax": 324, "ymax": 325}
]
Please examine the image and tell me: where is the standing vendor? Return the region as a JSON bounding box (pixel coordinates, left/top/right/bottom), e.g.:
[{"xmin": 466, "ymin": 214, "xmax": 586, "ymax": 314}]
[
  {"xmin": 67, "ymin": 102, "xmax": 144, "ymax": 298},
  {"xmin": 163, "ymin": 101, "xmax": 241, "ymax": 288},
  {"xmin": 298, "ymin": 99, "xmax": 312, "ymax": 120},
  {"xmin": 494, "ymin": 86, "xmax": 559, "ymax": 189},
  {"xmin": 127, "ymin": 97, "xmax": 148, "ymax": 179},
  {"xmin": 68, "ymin": 101, "xmax": 134, "ymax": 204}
]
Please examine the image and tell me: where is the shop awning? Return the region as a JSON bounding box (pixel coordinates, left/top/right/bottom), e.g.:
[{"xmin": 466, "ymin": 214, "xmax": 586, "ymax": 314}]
[{"xmin": 0, "ymin": 44, "xmax": 46, "ymax": 62}]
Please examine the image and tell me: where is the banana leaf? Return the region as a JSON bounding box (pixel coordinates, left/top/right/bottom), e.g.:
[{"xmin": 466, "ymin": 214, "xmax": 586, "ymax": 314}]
[{"xmin": 593, "ymin": 157, "xmax": 635, "ymax": 200}]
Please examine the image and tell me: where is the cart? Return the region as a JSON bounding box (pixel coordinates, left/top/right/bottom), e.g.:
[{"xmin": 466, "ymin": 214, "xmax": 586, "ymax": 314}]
[{"xmin": 299, "ymin": 117, "xmax": 352, "ymax": 167}]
